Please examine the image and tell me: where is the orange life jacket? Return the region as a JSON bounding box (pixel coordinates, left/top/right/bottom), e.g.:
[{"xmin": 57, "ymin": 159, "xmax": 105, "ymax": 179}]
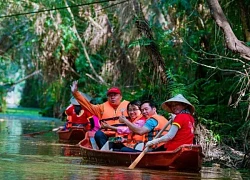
[
  {"xmin": 148, "ymin": 114, "xmax": 170, "ymax": 148},
  {"xmin": 148, "ymin": 114, "xmax": 169, "ymax": 139},
  {"xmin": 124, "ymin": 114, "xmax": 169, "ymax": 149},
  {"xmin": 100, "ymin": 100, "xmax": 129, "ymax": 137},
  {"xmin": 123, "ymin": 115, "xmax": 146, "ymax": 148}
]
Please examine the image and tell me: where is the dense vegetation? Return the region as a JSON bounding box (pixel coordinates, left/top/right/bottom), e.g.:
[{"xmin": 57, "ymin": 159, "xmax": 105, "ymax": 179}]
[{"xmin": 0, "ymin": 0, "xmax": 250, "ymax": 168}]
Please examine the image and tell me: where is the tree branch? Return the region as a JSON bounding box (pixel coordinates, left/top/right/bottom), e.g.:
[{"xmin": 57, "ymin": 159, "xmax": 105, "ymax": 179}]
[
  {"xmin": 1, "ymin": 69, "xmax": 42, "ymax": 91},
  {"xmin": 64, "ymin": 0, "xmax": 107, "ymax": 85},
  {"xmin": 132, "ymin": 0, "xmax": 168, "ymax": 84},
  {"xmin": 206, "ymin": 0, "xmax": 250, "ymax": 60},
  {"xmin": 186, "ymin": 56, "xmax": 245, "ymax": 76}
]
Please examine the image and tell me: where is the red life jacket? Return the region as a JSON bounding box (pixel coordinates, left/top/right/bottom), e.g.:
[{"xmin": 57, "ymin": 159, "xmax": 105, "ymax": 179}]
[{"xmin": 65, "ymin": 104, "xmax": 93, "ymax": 130}]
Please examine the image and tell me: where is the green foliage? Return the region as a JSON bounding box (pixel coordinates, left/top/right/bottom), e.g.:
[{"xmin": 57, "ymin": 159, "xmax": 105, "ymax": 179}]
[
  {"xmin": 1, "ymin": 0, "xmax": 250, "ymax": 152},
  {"xmin": 19, "ymin": 78, "xmax": 40, "ymax": 108},
  {"xmin": 128, "ymin": 38, "xmax": 154, "ymax": 48},
  {"xmin": 0, "ymin": 56, "xmax": 23, "ymax": 111},
  {"xmin": 4, "ymin": 107, "xmax": 40, "ymax": 115},
  {"xmin": 149, "ymin": 0, "xmax": 250, "ymax": 150}
]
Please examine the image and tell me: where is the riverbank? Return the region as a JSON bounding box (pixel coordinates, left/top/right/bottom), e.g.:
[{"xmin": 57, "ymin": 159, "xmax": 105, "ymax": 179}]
[
  {"xmin": 197, "ymin": 123, "xmax": 249, "ymax": 169},
  {"xmin": 0, "ymin": 107, "xmax": 59, "ymax": 121}
]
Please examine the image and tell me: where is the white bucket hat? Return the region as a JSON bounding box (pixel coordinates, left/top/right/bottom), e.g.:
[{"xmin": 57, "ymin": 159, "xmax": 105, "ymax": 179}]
[
  {"xmin": 70, "ymin": 92, "xmax": 92, "ymax": 105},
  {"xmin": 161, "ymin": 94, "xmax": 195, "ymax": 114}
]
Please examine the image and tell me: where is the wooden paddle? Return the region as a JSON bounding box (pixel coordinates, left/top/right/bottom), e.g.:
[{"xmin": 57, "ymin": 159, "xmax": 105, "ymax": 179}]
[
  {"xmin": 22, "ymin": 130, "xmax": 52, "ymax": 137},
  {"xmin": 52, "ymin": 127, "xmax": 63, "ymax": 132},
  {"xmin": 128, "ymin": 119, "xmax": 173, "ymax": 169},
  {"xmin": 23, "ymin": 126, "xmax": 63, "ymax": 137},
  {"xmin": 87, "ymin": 131, "xmax": 99, "ymax": 150}
]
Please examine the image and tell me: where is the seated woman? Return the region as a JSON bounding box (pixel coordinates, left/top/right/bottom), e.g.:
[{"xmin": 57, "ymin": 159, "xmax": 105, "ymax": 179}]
[
  {"xmin": 145, "ymin": 94, "xmax": 195, "ymax": 151},
  {"xmin": 101, "ymin": 100, "xmax": 146, "ymax": 151},
  {"xmin": 64, "ymin": 94, "xmax": 100, "ymax": 132}
]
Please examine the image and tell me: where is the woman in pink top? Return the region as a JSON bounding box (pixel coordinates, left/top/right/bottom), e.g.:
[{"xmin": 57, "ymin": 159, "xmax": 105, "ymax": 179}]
[{"xmin": 102, "ymin": 100, "xmax": 146, "ymax": 135}]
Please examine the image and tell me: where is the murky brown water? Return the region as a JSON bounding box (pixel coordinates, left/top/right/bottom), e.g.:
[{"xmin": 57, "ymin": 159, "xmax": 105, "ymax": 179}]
[{"xmin": 0, "ymin": 112, "xmax": 249, "ymax": 179}]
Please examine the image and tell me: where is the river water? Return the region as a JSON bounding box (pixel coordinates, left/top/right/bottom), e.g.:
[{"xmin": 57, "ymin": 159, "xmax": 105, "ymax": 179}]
[{"xmin": 0, "ymin": 110, "xmax": 249, "ymax": 179}]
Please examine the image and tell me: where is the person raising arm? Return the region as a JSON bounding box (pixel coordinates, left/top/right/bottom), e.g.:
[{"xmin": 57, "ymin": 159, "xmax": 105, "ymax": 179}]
[{"xmin": 71, "ymin": 80, "xmax": 129, "ymax": 149}]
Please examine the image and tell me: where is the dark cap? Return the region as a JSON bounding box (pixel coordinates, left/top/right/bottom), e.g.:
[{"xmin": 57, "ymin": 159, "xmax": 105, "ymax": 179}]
[{"xmin": 107, "ymin": 87, "xmax": 121, "ymax": 96}]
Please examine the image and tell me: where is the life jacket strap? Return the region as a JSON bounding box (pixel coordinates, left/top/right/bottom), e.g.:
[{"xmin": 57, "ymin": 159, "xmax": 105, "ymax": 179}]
[{"xmin": 100, "ymin": 116, "xmax": 130, "ymax": 122}]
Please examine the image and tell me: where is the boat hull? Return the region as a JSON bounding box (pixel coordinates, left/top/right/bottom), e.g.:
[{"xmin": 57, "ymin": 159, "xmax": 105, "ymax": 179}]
[
  {"xmin": 79, "ymin": 137, "xmax": 204, "ymax": 171},
  {"xmin": 57, "ymin": 127, "xmax": 86, "ymax": 142}
]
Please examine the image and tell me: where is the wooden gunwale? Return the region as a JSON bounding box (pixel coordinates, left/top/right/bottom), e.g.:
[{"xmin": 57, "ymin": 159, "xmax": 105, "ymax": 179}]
[{"xmin": 78, "ymin": 136, "xmax": 204, "ymax": 171}]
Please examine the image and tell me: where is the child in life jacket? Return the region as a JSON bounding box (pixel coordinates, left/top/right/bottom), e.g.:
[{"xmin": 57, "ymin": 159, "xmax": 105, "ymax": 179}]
[{"xmin": 64, "ymin": 92, "xmax": 100, "ymax": 132}]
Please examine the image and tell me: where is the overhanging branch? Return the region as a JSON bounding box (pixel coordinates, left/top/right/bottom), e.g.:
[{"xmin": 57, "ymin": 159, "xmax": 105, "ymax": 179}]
[
  {"xmin": 206, "ymin": 0, "xmax": 250, "ymax": 60},
  {"xmin": 1, "ymin": 69, "xmax": 42, "ymax": 91}
]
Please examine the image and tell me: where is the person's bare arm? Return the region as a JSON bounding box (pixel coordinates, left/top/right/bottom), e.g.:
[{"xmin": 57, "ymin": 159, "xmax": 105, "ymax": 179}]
[
  {"xmin": 119, "ymin": 116, "xmax": 149, "ymax": 135},
  {"xmin": 101, "ymin": 121, "xmax": 118, "ymax": 131},
  {"xmin": 71, "ymin": 80, "xmax": 103, "ymax": 119}
]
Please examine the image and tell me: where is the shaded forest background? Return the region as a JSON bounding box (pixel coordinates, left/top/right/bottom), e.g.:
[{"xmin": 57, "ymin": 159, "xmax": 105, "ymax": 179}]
[{"xmin": 0, "ymin": 0, "xmax": 250, "ymax": 168}]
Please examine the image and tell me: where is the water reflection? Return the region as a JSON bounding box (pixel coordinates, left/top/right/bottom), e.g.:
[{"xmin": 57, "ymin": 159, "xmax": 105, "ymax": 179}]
[
  {"xmin": 0, "ymin": 115, "xmax": 250, "ymax": 179},
  {"xmin": 61, "ymin": 144, "xmax": 81, "ymax": 157},
  {"xmin": 0, "ymin": 118, "xmax": 21, "ymax": 154},
  {"xmin": 201, "ymin": 166, "xmax": 245, "ymax": 180}
]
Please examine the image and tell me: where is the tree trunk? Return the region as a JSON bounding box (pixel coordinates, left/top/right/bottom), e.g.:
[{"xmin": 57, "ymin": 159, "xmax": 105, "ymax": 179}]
[
  {"xmin": 132, "ymin": 0, "xmax": 168, "ymax": 84},
  {"xmin": 238, "ymin": 0, "xmax": 250, "ymax": 42},
  {"xmin": 206, "ymin": 0, "xmax": 250, "ymax": 60}
]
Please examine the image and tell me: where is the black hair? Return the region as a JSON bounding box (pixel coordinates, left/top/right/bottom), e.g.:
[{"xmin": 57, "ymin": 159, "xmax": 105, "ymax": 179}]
[
  {"xmin": 127, "ymin": 100, "xmax": 141, "ymax": 112},
  {"xmin": 140, "ymin": 100, "xmax": 156, "ymax": 109},
  {"xmin": 74, "ymin": 105, "xmax": 81, "ymax": 115}
]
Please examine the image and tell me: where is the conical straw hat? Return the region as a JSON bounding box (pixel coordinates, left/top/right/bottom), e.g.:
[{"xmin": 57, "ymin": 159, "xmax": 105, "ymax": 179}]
[
  {"xmin": 161, "ymin": 94, "xmax": 195, "ymax": 114},
  {"xmin": 70, "ymin": 92, "xmax": 92, "ymax": 105}
]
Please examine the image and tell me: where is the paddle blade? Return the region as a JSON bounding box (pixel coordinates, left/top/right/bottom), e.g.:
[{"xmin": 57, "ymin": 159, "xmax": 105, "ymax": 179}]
[
  {"xmin": 90, "ymin": 137, "xmax": 99, "ymax": 150},
  {"xmin": 52, "ymin": 127, "xmax": 60, "ymax": 132},
  {"xmin": 52, "ymin": 126, "xmax": 64, "ymax": 132}
]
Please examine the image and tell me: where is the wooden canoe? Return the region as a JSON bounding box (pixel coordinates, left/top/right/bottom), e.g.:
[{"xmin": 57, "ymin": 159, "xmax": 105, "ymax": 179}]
[
  {"xmin": 78, "ymin": 134, "xmax": 204, "ymax": 172},
  {"xmin": 57, "ymin": 126, "xmax": 86, "ymax": 142}
]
